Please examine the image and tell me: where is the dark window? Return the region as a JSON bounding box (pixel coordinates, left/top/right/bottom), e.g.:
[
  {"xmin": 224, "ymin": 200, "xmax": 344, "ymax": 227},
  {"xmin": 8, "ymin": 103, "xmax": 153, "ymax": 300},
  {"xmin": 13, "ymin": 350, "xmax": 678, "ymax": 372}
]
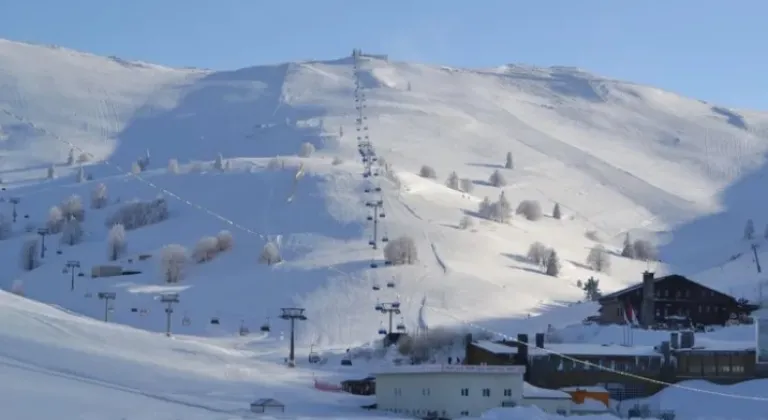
[
  {"xmin": 482, "ymin": 388, "xmax": 491, "ymax": 397},
  {"xmin": 503, "ymin": 389, "xmax": 512, "ymax": 397},
  {"xmin": 460, "ymin": 388, "xmax": 469, "ymax": 396}
]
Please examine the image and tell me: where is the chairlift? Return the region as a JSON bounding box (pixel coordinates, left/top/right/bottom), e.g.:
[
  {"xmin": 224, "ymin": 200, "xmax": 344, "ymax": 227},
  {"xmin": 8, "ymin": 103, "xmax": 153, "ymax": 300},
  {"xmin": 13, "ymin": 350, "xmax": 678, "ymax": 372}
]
[
  {"xmin": 379, "ymin": 212, "xmax": 386, "ymax": 218},
  {"xmin": 239, "ymin": 320, "xmax": 250, "ymax": 336},
  {"xmin": 210, "ymin": 317, "xmax": 220, "ymax": 325},
  {"xmin": 372, "ymin": 282, "xmax": 381, "ymax": 291},
  {"xmin": 78, "ymin": 272, "xmax": 85, "ymax": 277},
  {"xmin": 370, "ymin": 260, "xmax": 378, "ymax": 268},
  {"xmin": 396, "ymin": 318, "xmax": 406, "ymax": 332},
  {"xmin": 56, "ymin": 249, "xmax": 63, "ymax": 255},
  {"xmin": 386, "ymin": 280, "xmax": 396, "ymax": 288},
  {"xmin": 384, "ymin": 260, "xmax": 393, "ymax": 266},
  {"xmin": 368, "ymin": 240, "xmax": 376, "ymax": 246},
  {"xmin": 260, "ymin": 317, "xmax": 271, "ymax": 332},
  {"xmin": 340, "ymin": 358, "xmax": 352, "ymax": 366},
  {"xmin": 382, "ymin": 236, "xmax": 389, "ymax": 242},
  {"xmin": 392, "ymin": 301, "xmax": 400, "ymax": 309},
  {"xmin": 378, "ymin": 322, "xmax": 387, "ymax": 335},
  {"xmin": 375, "ymin": 300, "xmax": 383, "ymax": 311},
  {"xmin": 182, "ymin": 313, "xmax": 191, "ymax": 326},
  {"xmin": 131, "ymin": 307, "xmax": 138, "ymax": 313},
  {"xmin": 308, "ymin": 345, "xmax": 321, "ymax": 363}
]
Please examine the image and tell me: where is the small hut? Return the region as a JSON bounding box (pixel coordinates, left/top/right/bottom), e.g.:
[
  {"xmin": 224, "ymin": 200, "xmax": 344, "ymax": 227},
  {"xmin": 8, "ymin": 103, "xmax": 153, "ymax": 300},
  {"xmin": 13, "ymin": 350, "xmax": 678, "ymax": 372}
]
[{"xmin": 250, "ymin": 398, "xmax": 285, "ymax": 414}]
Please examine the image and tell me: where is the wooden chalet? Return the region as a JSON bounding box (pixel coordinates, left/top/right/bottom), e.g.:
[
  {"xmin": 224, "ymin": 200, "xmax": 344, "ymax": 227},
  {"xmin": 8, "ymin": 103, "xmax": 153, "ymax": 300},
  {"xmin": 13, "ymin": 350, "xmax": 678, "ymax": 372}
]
[{"xmin": 596, "ymin": 271, "xmax": 756, "ymax": 329}]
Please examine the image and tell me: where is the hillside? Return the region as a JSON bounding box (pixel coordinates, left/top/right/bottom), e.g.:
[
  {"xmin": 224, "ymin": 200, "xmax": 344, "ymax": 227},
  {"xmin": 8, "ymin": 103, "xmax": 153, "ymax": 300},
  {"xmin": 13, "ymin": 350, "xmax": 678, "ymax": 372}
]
[{"xmin": 2, "ymin": 37, "xmax": 768, "ymax": 352}]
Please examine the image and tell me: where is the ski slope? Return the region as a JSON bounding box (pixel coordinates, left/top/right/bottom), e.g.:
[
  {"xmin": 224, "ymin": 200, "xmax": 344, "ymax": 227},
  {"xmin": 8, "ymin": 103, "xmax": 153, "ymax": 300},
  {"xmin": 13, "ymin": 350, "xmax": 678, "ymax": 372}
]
[{"xmin": 3, "ymin": 38, "xmax": 768, "ymax": 418}]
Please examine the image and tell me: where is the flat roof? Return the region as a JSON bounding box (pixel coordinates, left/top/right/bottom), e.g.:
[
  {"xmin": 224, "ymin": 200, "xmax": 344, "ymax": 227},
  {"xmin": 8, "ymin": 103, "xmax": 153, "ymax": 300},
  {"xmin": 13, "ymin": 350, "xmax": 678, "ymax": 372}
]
[
  {"xmin": 474, "ymin": 341, "xmax": 661, "ymax": 357},
  {"xmin": 473, "ymin": 340, "xmax": 518, "ymax": 354},
  {"xmin": 374, "ymin": 364, "xmax": 526, "ymax": 375}
]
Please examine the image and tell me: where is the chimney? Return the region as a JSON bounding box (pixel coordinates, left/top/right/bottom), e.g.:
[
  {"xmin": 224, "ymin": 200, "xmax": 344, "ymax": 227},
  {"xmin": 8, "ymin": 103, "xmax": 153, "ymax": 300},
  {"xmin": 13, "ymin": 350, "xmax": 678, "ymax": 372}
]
[
  {"xmin": 515, "ymin": 334, "xmax": 529, "ymax": 365},
  {"xmin": 680, "ymin": 330, "xmax": 695, "ymax": 348},
  {"xmin": 670, "ymin": 332, "xmax": 679, "ymax": 349},
  {"xmin": 641, "ymin": 271, "xmax": 656, "ymax": 328},
  {"xmin": 535, "ymin": 333, "xmax": 545, "ymax": 349},
  {"xmin": 660, "ymin": 341, "xmax": 671, "ymax": 366}
]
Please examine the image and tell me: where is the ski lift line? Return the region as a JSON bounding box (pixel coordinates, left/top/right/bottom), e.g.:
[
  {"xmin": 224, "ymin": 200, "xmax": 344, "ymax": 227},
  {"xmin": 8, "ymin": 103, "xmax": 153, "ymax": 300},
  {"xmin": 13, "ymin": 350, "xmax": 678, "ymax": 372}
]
[{"xmin": 424, "ymin": 305, "xmax": 768, "ymax": 402}]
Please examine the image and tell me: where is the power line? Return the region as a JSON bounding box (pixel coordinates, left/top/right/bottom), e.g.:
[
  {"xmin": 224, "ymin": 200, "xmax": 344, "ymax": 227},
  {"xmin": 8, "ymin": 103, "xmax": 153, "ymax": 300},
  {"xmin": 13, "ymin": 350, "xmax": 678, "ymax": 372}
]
[{"xmin": 426, "ymin": 304, "xmax": 768, "ymax": 402}]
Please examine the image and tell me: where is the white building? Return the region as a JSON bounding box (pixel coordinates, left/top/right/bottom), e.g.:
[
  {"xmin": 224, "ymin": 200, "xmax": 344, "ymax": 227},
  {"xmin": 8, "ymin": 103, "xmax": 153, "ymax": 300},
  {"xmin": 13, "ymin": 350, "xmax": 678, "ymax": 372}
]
[
  {"xmin": 520, "ymin": 383, "xmax": 572, "ymax": 415},
  {"xmin": 375, "ymin": 364, "xmax": 539, "ymax": 418}
]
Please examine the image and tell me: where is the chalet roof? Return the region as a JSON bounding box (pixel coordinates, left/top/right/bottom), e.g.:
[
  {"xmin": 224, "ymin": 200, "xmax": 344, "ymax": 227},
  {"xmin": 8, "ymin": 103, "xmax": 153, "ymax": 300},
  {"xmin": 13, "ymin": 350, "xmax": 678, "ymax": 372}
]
[
  {"xmin": 598, "ymin": 274, "xmax": 734, "ymax": 301},
  {"xmin": 251, "ymin": 398, "xmax": 284, "ymax": 407},
  {"xmin": 473, "ymin": 340, "xmax": 660, "ymax": 357}
]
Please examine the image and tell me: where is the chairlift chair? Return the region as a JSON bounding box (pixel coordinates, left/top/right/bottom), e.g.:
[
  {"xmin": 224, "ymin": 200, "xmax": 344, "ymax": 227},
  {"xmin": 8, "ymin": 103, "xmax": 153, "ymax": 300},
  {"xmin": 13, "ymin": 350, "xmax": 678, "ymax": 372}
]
[
  {"xmin": 386, "ymin": 280, "xmax": 396, "ymax": 288},
  {"xmin": 260, "ymin": 317, "xmax": 271, "ymax": 332},
  {"xmin": 56, "ymin": 249, "xmax": 63, "ymax": 255},
  {"xmin": 379, "ymin": 212, "xmax": 386, "ymax": 218},
  {"xmin": 375, "ymin": 300, "xmax": 383, "ymax": 311},
  {"xmin": 378, "ymin": 322, "xmax": 387, "ymax": 335},
  {"xmin": 382, "ymin": 235, "xmax": 389, "ymax": 242},
  {"xmin": 210, "ymin": 317, "xmax": 220, "ymax": 325},
  {"xmin": 370, "ymin": 260, "xmax": 378, "ymax": 268},
  {"xmin": 182, "ymin": 313, "xmax": 191, "ymax": 326},
  {"xmin": 368, "ymin": 240, "xmax": 376, "ymax": 246},
  {"xmin": 396, "ymin": 318, "xmax": 406, "ymax": 332},
  {"xmin": 366, "ymin": 215, "xmax": 373, "ymax": 221},
  {"xmin": 384, "ymin": 260, "xmax": 393, "ymax": 266},
  {"xmin": 239, "ymin": 320, "xmax": 250, "ymax": 336}
]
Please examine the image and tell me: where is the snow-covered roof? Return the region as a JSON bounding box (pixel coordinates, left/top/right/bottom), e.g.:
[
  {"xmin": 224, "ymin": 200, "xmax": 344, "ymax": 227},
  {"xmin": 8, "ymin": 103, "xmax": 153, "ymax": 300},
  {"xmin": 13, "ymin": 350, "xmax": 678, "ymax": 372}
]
[
  {"xmin": 474, "ymin": 340, "xmax": 518, "ymax": 354},
  {"xmin": 560, "ymin": 386, "xmax": 608, "ymax": 393},
  {"xmin": 374, "ymin": 364, "xmax": 526, "ymax": 375},
  {"xmin": 571, "ymin": 398, "xmax": 610, "ymax": 411},
  {"xmin": 530, "ymin": 343, "xmax": 660, "ymax": 357},
  {"xmin": 522, "ymin": 383, "xmax": 571, "ymax": 399},
  {"xmin": 674, "ymin": 338, "xmax": 755, "ymax": 352}
]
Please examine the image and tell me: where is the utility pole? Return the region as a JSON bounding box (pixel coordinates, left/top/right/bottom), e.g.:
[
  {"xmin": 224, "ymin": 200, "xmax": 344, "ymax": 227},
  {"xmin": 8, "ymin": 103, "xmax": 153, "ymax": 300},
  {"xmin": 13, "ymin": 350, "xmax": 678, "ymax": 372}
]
[
  {"xmin": 9, "ymin": 197, "xmax": 20, "ymax": 222},
  {"xmin": 366, "ymin": 199, "xmax": 384, "ymax": 249},
  {"xmin": 376, "ymin": 301, "xmax": 402, "ymax": 335},
  {"xmin": 97, "ymin": 292, "xmax": 116, "ymax": 322},
  {"xmin": 752, "ymin": 243, "xmax": 762, "ymax": 274},
  {"xmin": 37, "ymin": 227, "xmax": 49, "ymax": 259},
  {"xmin": 160, "ymin": 293, "xmax": 180, "ymax": 337},
  {"xmin": 280, "ymin": 307, "xmax": 307, "ymax": 367},
  {"xmin": 63, "ymin": 260, "xmax": 81, "ymax": 291}
]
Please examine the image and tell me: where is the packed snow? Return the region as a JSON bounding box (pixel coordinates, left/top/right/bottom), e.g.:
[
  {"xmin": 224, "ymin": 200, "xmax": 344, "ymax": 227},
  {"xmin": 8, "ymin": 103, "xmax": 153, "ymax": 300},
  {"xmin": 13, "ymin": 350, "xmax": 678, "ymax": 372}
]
[{"xmin": 3, "ymin": 38, "xmax": 768, "ymax": 418}]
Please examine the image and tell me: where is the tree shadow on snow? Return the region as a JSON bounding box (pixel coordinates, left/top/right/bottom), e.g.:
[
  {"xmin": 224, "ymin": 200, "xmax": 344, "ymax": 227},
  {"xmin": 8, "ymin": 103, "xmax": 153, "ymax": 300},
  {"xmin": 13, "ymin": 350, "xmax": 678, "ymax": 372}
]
[
  {"xmin": 467, "ymin": 162, "xmax": 505, "ymax": 170},
  {"xmin": 501, "ymin": 252, "xmax": 531, "ymax": 265},
  {"xmin": 567, "ymin": 260, "xmax": 592, "ymax": 270}
]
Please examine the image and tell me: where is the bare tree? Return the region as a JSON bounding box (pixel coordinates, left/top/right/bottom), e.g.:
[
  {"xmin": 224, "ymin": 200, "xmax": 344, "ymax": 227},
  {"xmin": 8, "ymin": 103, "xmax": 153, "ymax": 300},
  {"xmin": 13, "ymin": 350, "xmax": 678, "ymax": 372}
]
[
  {"xmin": 478, "ymin": 197, "xmax": 493, "ymax": 219},
  {"xmin": 446, "ymin": 171, "xmax": 460, "ymax": 190},
  {"xmin": 168, "ymin": 158, "xmax": 180, "ymax": 174},
  {"xmin": 516, "ymin": 200, "xmax": 543, "ymax": 221},
  {"xmin": 419, "ymin": 165, "xmax": 437, "ymax": 179},
  {"xmin": 489, "ymin": 169, "xmax": 507, "ymax": 187},
  {"xmin": 91, "ymin": 183, "xmax": 108, "ymax": 209},
  {"xmin": 384, "ymin": 235, "xmax": 418, "ymax": 265},
  {"xmin": 216, "ymin": 230, "xmax": 233, "ymax": 252},
  {"xmin": 459, "ymin": 178, "xmax": 474, "ymax": 193},
  {"xmin": 491, "ymin": 191, "xmax": 512, "ymax": 223},
  {"xmin": 259, "ymin": 242, "xmax": 282, "ymax": 265},
  {"xmin": 193, "ymin": 236, "xmax": 219, "ymax": 263},
  {"xmin": 161, "ymin": 244, "xmax": 187, "ymax": 283},
  {"xmin": 504, "ymin": 152, "xmax": 514, "ymax": 169},
  {"xmin": 586, "ymin": 245, "xmax": 611, "ymax": 273},
  {"xmin": 107, "ymin": 223, "xmax": 126, "ymax": 261},
  {"xmin": 20, "ymin": 237, "xmax": 39, "ymax": 271},
  {"xmin": 527, "ymin": 242, "xmax": 551, "ymax": 266},
  {"xmin": 552, "ymin": 203, "xmax": 562, "ymax": 220},
  {"xmin": 46, "ymin": 206, "xmax": 64, "ymax": 234},
  {"xmin": 298, "ymin": 142, "xmax": 316, "ymax": 157}
]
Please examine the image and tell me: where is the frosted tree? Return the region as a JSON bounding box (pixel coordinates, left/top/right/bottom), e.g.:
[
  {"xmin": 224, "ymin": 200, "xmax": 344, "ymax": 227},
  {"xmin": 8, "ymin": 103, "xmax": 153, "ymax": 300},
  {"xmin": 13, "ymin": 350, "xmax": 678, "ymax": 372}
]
[
  {"xmin": 298, "ymin": 142, "xmax": 316, "ymax": 157},
  {"xmin": 419, "ymin": 165, "xmax": 437, "ymax": 179},
  {"xmin": 161, "ymin": 244, "xmax": 187, "ymax": 283},
  {"xmin": 267, "ymin": 157, "xmax": 282, "ymax": 170},
  {"xmin": 46, "ymin": 206, "xmax": 64, "ymax": 234},
  {"xmin": 20, "ymin": 237, "xmax": 39, "ymax": 271},
  {"xmin": 552, "ymin": 203, "xmax": 562, "ymax": 220},
  {"xmin": 445, "ymin": 171, "xmax": 460, "ymax": 190},
  {"xmin": 0, "ymin": 214, "xmax": 11, "ymax": 240},
  {"xmin": 331, "ymin": 156, "xmax": 344, "ymax": 165},
  {"xmin": 216, "ymin": 230, "xmax": 233, "ymax": 251},
  {"xmin": 77, "ymin": 153, "xmax": 90, "ymax": 163},
  {"xmin": 131, "ymin": 162, "xmax": 141, "ymax": 174},
  {"xmin": 527, "ymin": 242, "xmax": 550, "ymax": 266},
  {"xmin": 633, "ymin": 239, "xmax": 657, "ymax": 261},
  {"xmin": 213, "ymin": 153, "xmax": 225, "ymax": 171},
  {"xmin": 504, "ymin": 152, "xmax": 514, "ymax": 169},
  {"xmin": 47, "ymin": 165, "xmax": 56, "ymax": 179},
  {"xmin": 478, "ymin": 197, "xmax": 492, "ymax": 219},
  {"xmin": 193, "ymin": 236, "xmax": 220, "ymax": 263},
  {"xmin": 458, "ymin": 215, "xmax": 473, "ymax": 230},
  {"xmin": 459, "ymin": 178, "xmax": 474, "ymax": 193},
  {"xmin": 107, "ymin": 223, "xmax": 126, "ymax": 261},
  {"xmin": 745, "ymin": 219, "xmax": 756, "ymax": 241},
  {"xmin": 91, "ymin": 183, "xmax": 108, "ymax": 209},
  {"xmin": 586, "ymin": 245, "xmax": 611, "ymax": 273},
  {"xmin": 10, "ymin": 279, "xmax": 24, "ymax": 296},
  {"xmin": 516, "ymin": 200, "xmax": 543, "ymax": 221},
  {"xmin": 493, "ymin": 191, "xmax": 512, "ymax": 223},
  {"xmin": 620, "ymin": 234, "xmax": 636, "ymax": 259},
  {"xmin": 167, "ymin": 158, "xmax": 179, "ymax": 174},
  {"xmin": 545, "ymin": 250, "xmax": 561, "ymax": 276},
  {"xmin": 224, "ymin": 159, "xmax": 232, "ymax": 171},
  {"xmin": 66, "ymin": 148, "xmax": 75, "ymax": 165},
  {"xmin": 76, "ymin": 165, "xmax": 86, "ymax": 183},
  {"xmin": 60, "ymin": 217, "xmax": 84, "ymax": 246},
  {"xmin": 582, "ymin": 277, "xmax": 602, "ymax": 301},
  {"xmin": 383, "ymin": 235, "xmax": 418, "ymax": 265},
  {"xmin": 259, "ymin": 242, "xmax": 282, "ymax": 265},
  {"xmin": 489, "ymin": 169, "xmax": 507, "ymax": 187},
  {"xmin": 60, "ymin": 195, "xmax": 85, "ymax": 222}
]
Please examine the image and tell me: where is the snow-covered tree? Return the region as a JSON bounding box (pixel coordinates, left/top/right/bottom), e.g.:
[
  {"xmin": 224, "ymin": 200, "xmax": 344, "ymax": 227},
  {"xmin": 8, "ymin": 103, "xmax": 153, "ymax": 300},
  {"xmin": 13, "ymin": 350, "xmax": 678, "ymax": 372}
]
[
  {"xmin": 46, "ymin": 206, "xmax": 64, "ymax": 234},
  {"xmin": 478, "ymin": 197, "xmax": 492, "ymax": 218},
  {"xmin": 167, "ymin": 158, "xmax": 179, "ymax": 174},
  {"xmin": 193, "ymin": 236, "xmax": 219, "ymax": 263},
  {"xmin": 77, "ymin": 152, "xmax": 90, "ymax": 163},
  {"xmin": 10, "ymin": 279, "xmax": 24, "ymax": 296},
  {"xmin": 492, "ymin": 191, "xmax": 512, "ymax": 223},
  {"xmin": 216, "ymin": 230, "xmax": 233, "ymax": 252},
  {"xmin": 107, "ymin": 223, "xmax": 126, "ymax": 261},
  {"xmin": 91, "ymin": 183, "xmax": 108, "ymax": 209},
  {"xmin": 445, "ymin": 171, "xmax": 460, "ymax": 190},
  {"xmin": 20, "ymin": 237, "xmax": 39, "ymax": 271},
  {"xmin": 161, "ymin": 244, "xmax": 187, "ymax": 283},
  {"xmin": 331, "ymin": 156, "xmax": 344, "ymax": 165},
  {"xmin": 60, "ymin": 217, "xmax": 84, "ymax": 246},
  {"xmin": 745, "ymin": 219, "xmax": 756, "ymax": 241},
  {"xmin": 213, "ymin": 153, "xmax": 225, "ymax": 171},
  {"xmin": 267, "ymin": 157, "xmax": 282, "ymax": 170},
  {"xmin": 504, "ymin": 152, "xmax": 514, "ymax": 169},
  {"xmin": 458, "ymin": 215, "xmax": 473, "ymax": 230},
  {"xmin": 633, "ymin": 239, "xmax": 657, "ymax": 261},
  {"xmin": 60, "ymin": 195, "xmax": 85, "ymax": 222},
  {"xmin": 552, "ymin": 203, "xmax": 562, "ymax": 220},
  {"xmin": 545, "ymin": 250, "xmax": 561, "ymax": 276},
  {"xmin": 489, "ymin": 169, "xmax": 507, "ymax": 187},
  {"xmin": 47, "ymin": 165, "xmax": 56, "ymax": 179},
  {"xmin": 419, "ymin": 165, "xmax": 437, "ymax": 179},
  {"xmin": 259, "ymin": 242, "xmax": 282, "ymax": 265},
  {"xmin": 66, "ymin": 148, "xmax": 75, "ymax": 165},
  {"xmin": 527, "ymin": 242, "xmax": 551, "ymax": 266},
  {"xmin": 459, "ymin": 178, "xmax": 474, "ymax": 193},
  {"xmin": 582, "ymin": 277, "xmax": 602, "ymax": 301},
  {"xmin": 384, "ymin": 235, "xmax": 418, "ymax": 265},
  {"xmin": 105, "ymin": 197, "xmax": 168, "ymax": 230},
  {"xmin": 0, "ymin": 214, "xmax": 11, "ymax": 240},
  {"xmin": 298, "ymin": 142, "xmax": 316, "ymax": 157},
  {"xmin": 585, "ymin": 230, "xmax": 602, "ymax": 242},
  {"xmin": 620, "ymin": 234, "xmax": 635, "ymax": 259},
  {"xmin": 76, "ymin": 166, "xmax": 86, "ymax": 183},
  {"xmin": 586, "ymin": 245, "xmax": 611, "ymax": 273},
  {"xmin": 516, "ymin": 200, "xmax": 543, "ymax": 221},
  {"xmin": 130, "ymin": 162, "xmax": 141, "ymax": 174}
]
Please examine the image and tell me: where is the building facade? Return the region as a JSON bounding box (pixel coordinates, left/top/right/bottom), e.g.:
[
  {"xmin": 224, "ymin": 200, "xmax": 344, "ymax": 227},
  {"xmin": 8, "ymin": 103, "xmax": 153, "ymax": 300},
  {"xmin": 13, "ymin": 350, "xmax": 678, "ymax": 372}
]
[{"xmin": 374, "ymin": 364, "xmax": 526, "ymax": 418}]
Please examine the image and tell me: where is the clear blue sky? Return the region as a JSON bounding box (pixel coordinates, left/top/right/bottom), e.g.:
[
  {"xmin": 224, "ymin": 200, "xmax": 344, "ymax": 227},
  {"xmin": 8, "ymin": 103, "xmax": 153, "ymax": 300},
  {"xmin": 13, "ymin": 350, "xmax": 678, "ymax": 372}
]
[{"xmin": 2, "ymin": 0, "xmax": 766, "ymax": 109}]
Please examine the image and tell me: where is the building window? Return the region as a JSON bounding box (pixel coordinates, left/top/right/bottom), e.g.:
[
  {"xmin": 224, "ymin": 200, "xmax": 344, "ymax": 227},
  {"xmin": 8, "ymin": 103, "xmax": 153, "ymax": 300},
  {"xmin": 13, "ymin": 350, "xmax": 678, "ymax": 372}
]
[
  {"xmin": 503, "ymin": 389, "xmax": 512, "ymax": 397},
  {"xmin": 422, "ymin": 388, "xmax": 431, "ymax": 396},
  {"xmin": 460, "ymin": 388, "xmax": 469, "ymax": 396},
  {"xmin": 394, "ymin": 388, "xmax": 402, "ymax": 396},
  {"xmin": 461, "ymin": 411, "xmax": 469, "ymax": 416},
  {"xmin": 733, "ymin": 365, "xmax": 745, "ymax": 373},
  {"xmin": 482, "ymin": 388, "xmax": 491, "ymax": 397},
  {"xmin": 557, "ymin": 409, "xmax": 567, "ymax": 415},
  {"xmin": 719, "ymin": 365, "xmax": 731, "ymax": 373}
]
